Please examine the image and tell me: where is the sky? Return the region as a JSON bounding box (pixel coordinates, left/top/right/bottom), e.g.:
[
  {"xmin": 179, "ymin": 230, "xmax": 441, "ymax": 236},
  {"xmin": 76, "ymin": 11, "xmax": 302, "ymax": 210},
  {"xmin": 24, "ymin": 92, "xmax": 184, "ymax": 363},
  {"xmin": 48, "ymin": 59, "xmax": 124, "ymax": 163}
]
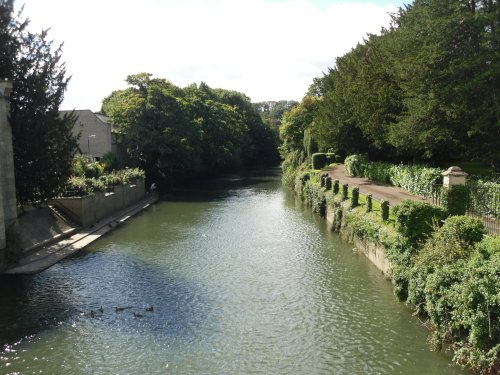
[{"xmin": 17, "ymin": 0, "xmax": 407, "ymax": 111}]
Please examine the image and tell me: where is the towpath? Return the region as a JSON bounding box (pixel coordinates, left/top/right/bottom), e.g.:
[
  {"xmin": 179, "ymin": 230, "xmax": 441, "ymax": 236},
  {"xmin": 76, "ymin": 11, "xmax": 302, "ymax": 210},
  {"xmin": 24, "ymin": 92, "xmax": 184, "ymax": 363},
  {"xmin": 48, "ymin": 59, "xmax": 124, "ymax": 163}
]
[{"xmin": 323, "ymin": 164, "xmax": 426, "ymax": 206}]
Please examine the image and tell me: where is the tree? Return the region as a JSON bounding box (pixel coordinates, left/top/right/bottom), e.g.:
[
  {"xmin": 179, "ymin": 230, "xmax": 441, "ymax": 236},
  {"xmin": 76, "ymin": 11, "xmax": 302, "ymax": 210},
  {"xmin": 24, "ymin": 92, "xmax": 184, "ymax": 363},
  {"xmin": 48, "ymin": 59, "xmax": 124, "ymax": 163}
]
[
  {"xmin": 0, "ymin": 0, "xmax": 78, "ymax": 206},
  {"xmin": 102, "ymin": 75, "xmax": 278, "ymax": 185}
]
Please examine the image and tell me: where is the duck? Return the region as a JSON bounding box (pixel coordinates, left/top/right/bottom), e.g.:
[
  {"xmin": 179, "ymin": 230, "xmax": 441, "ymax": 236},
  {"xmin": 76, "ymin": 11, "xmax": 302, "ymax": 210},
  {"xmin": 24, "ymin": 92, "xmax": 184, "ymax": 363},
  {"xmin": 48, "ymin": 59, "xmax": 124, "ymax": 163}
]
[
  {"xmin": 133, "ymin": 312, "xmax": 143, "ymax": 318},
  {"xmin": 114, "ymin": 306, "xmax": 130, "ymax": 312},
  {"xmin": 145, "ymin": 306, "xmax": 154, "ymax": 312}
]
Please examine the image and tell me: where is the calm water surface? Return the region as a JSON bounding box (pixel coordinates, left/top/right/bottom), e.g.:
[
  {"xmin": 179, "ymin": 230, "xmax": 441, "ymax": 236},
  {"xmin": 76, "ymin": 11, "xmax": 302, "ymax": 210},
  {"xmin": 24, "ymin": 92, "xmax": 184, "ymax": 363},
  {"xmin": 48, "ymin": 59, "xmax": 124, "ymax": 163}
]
[{"xmin": 0, "ymin": 170, "xmax": 470, "ymax": 374}]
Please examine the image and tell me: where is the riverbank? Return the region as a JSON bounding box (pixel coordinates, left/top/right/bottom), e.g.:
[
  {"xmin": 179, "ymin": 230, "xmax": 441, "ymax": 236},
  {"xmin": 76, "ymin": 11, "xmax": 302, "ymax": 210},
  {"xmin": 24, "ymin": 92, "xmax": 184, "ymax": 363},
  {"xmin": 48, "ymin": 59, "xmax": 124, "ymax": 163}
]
[
  {"xmin": 2, "ymin": 194, "xmax": 158, "ymax": 275},
  {"xmin": 292, "ymin": 167, "xmax": 499, "ymax": 375}
]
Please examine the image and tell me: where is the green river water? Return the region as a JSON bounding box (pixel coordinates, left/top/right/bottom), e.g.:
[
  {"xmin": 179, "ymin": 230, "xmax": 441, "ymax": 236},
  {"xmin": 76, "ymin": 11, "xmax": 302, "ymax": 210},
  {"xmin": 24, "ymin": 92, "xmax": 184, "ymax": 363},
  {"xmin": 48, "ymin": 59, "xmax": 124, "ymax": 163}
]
[{"xmin": 0, "ymin": 169, "xmax": 470, "ymax": 374}]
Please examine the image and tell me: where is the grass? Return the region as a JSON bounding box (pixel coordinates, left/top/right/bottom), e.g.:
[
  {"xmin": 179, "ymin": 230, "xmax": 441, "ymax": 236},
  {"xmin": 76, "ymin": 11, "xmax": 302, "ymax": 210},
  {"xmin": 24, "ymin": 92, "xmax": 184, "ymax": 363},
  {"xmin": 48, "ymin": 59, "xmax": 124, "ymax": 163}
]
[{"xmin": 329, "ymin": 186, "xmax": 396, "ymax": 223}]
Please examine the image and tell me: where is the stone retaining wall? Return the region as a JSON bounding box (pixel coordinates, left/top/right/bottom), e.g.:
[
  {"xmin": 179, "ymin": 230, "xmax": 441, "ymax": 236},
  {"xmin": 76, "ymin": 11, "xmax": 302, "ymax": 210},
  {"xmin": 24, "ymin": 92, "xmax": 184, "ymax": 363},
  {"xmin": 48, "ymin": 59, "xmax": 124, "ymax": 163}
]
[{"xmin": 51, "ymin": 179, "xmax": 145, "ymax": 227}]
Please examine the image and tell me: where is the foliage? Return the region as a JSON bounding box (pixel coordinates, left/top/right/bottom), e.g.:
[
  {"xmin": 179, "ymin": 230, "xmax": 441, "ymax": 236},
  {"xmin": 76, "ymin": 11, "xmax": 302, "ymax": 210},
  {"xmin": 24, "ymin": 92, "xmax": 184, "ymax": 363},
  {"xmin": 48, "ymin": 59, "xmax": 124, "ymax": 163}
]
[
  {"xmin": 71, "ymin": 155, "xmax": 105, "ymax": 178},
  {"xmin": 253, "ymin": 100, "xmax": 298, "ymax": 132},
  {"xmin": 393, "ymin": 200, "xmax": 447, "ymax": 243},
  {"xmin": 101, "ymin": 152, "xmax": 119, "ymax": 171},
  {"xmin": 389, "ymin": 164, "xmax": 442, "ymax": 198},
  {"xmin": 61, "ymin": 167, "xmax": 145, "ymax": 197},
  {"xmin": 351, "ymin": 187, "xmax": 359, "ymax": 208},
  {"xmin": 381, "ymin": 200, "xmax": 390, "ymax": 221},
  {"xmin": 102, "ymin": 75, "xmax": 278, "ymax": 186},
  {"xmin": 344, "ymin": 154, "xmax": 368, "ymax": 176},
  {"xmin": 467, "ymin": 180, "xmax": 500, "ymax": 218},
  {"xmin": 312, "ymin": 153, "xmax": 327, "ymax": 170},
  {"xmin": 279, "ymin": 96, "xmax": 318, "ymax": 160},
  {"xmin": 366, "ymin": 194, "xmax": 373, "ymax": 213},
  {"xmin": 440, "ymin": 185, "xmax": 468, "ymax": 216},
  {"xmin": 344, "ymin": 155, "xmax": 442, "ymax": 198},
  {"xmin": 0, "ymin": 1, "xmax": 78, "ymax": 206},
  {"xmin": 333, "ymin": 180, "xmax": 339, "ymax": 195},
  {"xmin": 310, "ymin": 0, "xmax": 499, "ymax": 162},
  {"xmin": 341, "ymin": 184, "xmax": 348, "ymax": 201},
  {"xmin": 301, "ymin": 176, "xmax": 327, "ymax": 217}
]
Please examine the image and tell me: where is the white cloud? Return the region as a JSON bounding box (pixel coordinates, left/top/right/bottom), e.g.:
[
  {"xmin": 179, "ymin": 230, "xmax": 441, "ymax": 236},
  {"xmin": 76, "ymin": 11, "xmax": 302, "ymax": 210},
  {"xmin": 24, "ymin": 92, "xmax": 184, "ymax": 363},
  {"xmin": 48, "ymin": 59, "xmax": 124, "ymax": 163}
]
[{"xmin": 17, "ymin": 0, "xmax": 396, "ymax": 110}]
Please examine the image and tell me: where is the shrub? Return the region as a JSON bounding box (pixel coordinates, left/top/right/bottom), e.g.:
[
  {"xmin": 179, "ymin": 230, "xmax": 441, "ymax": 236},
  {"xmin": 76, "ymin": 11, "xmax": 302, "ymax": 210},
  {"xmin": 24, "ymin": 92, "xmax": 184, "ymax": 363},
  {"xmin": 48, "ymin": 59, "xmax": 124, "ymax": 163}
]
[
  {"xmin": 71, "ymin": 154, "xmax": 105, "ymax": 178},
  {"xmin": 101, "ymin": 152, "xmax": 119, "ymax": 171},
  {"xmin": 344, "ymin": 155, "xmax": 442, "ymax": 198},
  {"xmin": 344, "ymin": 154, "xmax": 367, "ymax": 176},
  {"xmin": 381, "ymin": 200, "xmax": 390, "ymax": 221},
  {"xmin": 351, "ymin": 187, "xmax": 359, "ymax": 208},
  {"xmin": 341, "ymin": 183, "xmax": 349, "ymax": 201},
  {"xmin": 407, "ymin": 216, "xmax": 486, "ymax": 310},
  {"xmin": 364, "ymin": 161, "xmax": 392, "ymax": 184},
  {"xmin": 325, "ymin": 177, "xmax": 332, "ymax": 191},
  {"xmin": 333, "ymin": 180, "xmax": 339, "ymax": 195},
  {"xmin": 63, "ymin": 176, "xmax": 90, "ymax": 197},
  {"xmin": 438, "ymin": 216, "xmax": 486, "ymax": 247},
  {"xmin": 393, "ymin": 200, "xmax": 447, "ymax": 243},
  {"xmin": 312, "ymin": 153, "xmax": 327, "ymax": 170},
  {"xmin": 467, "ymin": 180, "xmax": 500, "ymax": 218},
  {"xmin": 412, "ymin": 234, "xmax": 499, "ymax": 373},
  {"xmin": 366, "ymin": 194, "xmax": 373, "ymax": 212},
  {"xmin": 389, "ymin": 164, "xmax": 442, "ymax": 198}
]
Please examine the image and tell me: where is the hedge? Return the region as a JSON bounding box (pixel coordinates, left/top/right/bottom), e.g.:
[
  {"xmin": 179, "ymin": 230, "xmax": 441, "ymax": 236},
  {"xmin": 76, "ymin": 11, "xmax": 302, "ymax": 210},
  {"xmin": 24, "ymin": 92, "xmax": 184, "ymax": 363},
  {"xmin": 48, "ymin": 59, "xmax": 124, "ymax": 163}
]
[
  {"xmin": 312, "ymin": 152, "xmax": 339, "ymax": 170},
  {"xmin": 344, "ymin": 155, "xmax": 442, "ymax": 198}
]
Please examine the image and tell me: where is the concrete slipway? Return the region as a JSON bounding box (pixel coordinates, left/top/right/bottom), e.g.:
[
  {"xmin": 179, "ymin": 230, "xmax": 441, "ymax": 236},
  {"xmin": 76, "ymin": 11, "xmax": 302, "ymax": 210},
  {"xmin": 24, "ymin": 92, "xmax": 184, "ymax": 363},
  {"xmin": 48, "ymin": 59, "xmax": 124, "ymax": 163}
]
[{"xmin": 2, "ymin": 195, "xmax": 158, "ymax": 275}]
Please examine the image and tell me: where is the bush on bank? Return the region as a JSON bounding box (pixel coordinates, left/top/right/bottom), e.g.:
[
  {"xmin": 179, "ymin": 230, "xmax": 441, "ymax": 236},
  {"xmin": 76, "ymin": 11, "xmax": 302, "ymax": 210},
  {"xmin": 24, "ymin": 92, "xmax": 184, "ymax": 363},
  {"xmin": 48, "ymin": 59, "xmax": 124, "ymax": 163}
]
[
  {"xmin": 63, "ymin": 156, "xmax": 145, "ymax": 197},
  {"xmin": 284, "ymin": 164, "xmax": 499, "ymax": 374}
]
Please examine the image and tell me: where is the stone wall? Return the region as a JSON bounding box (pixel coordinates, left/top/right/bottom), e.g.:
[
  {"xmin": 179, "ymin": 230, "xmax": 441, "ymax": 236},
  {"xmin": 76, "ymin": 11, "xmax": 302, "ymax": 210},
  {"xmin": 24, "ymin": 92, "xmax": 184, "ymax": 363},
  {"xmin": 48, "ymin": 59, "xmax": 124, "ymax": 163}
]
[
  {"xmin": 51, "ymin": 179, "xmax": 146, "ymax": 227},
  {"xmin": 0, "ymin": 81, "xmax": 17, "ymax": 249}
]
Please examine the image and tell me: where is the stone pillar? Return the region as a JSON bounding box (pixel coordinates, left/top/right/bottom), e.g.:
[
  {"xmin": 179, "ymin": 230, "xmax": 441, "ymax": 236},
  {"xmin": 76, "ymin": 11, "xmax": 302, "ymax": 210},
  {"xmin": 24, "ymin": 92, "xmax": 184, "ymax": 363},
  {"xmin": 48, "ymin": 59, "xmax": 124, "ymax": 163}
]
[
  {"xmin": 442, "ymin": 166, "xmax": 468, "ymax": 188},
  {"xmin": 0, "ymin": 80, "xmax": 17, "ymax": 249}
]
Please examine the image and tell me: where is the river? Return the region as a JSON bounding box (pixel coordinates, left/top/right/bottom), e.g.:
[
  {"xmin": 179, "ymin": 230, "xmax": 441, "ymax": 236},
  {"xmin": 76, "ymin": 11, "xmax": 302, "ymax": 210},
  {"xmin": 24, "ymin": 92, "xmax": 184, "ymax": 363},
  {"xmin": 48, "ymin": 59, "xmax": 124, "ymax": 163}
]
[{"xmin": 0, "ymin": 169, "xmax": 470, "ymax": 374}]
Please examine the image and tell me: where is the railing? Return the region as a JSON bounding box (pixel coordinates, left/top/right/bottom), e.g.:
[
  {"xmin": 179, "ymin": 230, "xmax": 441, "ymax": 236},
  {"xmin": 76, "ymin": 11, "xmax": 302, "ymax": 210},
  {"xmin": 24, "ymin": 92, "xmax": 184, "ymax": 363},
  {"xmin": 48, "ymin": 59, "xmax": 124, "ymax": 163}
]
[{"xmin": 431, "ymin": 183, "xmax": 500, "ymax": 235}]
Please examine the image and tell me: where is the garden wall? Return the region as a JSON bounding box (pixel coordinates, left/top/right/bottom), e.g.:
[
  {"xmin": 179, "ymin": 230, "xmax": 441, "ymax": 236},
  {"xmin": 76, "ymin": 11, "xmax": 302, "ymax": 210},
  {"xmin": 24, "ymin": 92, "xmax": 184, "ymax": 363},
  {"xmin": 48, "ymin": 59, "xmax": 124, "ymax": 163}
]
[{"xmin": 51, "ymin": 179, "xmax": 145, "ymax": 227}]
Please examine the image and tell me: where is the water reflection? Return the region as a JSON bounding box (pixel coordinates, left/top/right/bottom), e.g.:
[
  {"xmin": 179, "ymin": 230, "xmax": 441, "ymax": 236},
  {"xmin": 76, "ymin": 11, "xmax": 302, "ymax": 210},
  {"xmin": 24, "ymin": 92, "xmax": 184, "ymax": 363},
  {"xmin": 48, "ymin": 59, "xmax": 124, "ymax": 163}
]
[{"xmin": 0, "ymin": 170, "xmax": 470, "ymax": 374}]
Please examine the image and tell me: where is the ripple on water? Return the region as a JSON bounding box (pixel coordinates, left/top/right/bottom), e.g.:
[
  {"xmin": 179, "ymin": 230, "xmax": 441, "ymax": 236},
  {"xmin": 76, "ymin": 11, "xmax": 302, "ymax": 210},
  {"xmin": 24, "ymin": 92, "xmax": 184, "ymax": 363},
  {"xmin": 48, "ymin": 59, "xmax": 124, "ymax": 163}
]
[{"xmin": 0, "ymin": 174, "xmax": 471, "ymax": 374}]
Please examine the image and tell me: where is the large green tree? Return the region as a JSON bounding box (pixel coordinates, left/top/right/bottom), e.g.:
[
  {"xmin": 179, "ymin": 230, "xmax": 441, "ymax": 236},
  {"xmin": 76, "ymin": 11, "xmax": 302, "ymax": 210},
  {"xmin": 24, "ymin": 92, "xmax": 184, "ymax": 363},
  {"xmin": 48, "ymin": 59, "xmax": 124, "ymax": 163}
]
[
  {"xmin": 102, "ymin": 74, "xmax": 279, "ymax": 185},
  {"xmin": 307, "ymin": 0, "xmax": 499, "ymax": 163},
  {"xmin": 0, "ymin": 0, "xmax": 77, "ymax": 206}
]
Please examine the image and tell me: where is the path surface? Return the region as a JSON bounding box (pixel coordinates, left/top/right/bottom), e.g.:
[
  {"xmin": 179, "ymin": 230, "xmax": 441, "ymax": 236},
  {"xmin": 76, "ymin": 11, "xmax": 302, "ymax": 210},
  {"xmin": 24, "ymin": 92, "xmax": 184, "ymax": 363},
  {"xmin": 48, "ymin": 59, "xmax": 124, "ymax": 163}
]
[
  {"xmin": 324, "ymin": 164, "xmax": 426, "ymax": 206},
  {"xmin": 3, "ymin": 195, "xmax": 159, "ymax": 275}
]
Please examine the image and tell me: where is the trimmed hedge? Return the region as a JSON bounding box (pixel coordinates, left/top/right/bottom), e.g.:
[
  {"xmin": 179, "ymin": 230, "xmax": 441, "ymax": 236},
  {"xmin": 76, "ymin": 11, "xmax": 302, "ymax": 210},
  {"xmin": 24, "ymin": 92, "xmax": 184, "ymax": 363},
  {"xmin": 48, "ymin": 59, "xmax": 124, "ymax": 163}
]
[{"xmin": 312, "ymin": 152, "xmax": 339, "ymax": 170}]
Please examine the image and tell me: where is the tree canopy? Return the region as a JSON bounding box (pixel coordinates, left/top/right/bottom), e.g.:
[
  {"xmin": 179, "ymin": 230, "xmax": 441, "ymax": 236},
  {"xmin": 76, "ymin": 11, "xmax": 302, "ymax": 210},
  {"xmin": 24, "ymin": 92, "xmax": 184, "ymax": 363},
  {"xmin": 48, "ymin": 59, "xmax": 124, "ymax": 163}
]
[
  {"xmin": 102, "ymin": 74, "xmax": 279, "ymax": 185},
  {"xmin": 0, "ymin": 0, "xmax": 78, "ymax": 206},
  {"xmin": 282, "ymin": 0, "xmax": 499, "ymax": 165}
]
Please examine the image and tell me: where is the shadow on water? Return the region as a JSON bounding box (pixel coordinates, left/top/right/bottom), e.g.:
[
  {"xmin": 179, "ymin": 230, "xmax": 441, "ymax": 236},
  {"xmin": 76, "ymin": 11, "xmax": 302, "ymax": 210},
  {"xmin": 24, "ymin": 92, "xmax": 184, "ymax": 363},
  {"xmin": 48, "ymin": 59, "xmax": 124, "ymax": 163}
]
[
  {"xmin": 0, "ymin": 168, "xmax": 283, "ymax": 348},
  {"xmin": 0, "ymin": 250, "xmax": 211, "ymax": 347},
  {"xmin": 166, "ymin": 168, "xmax": 282, "ymax": 203}
]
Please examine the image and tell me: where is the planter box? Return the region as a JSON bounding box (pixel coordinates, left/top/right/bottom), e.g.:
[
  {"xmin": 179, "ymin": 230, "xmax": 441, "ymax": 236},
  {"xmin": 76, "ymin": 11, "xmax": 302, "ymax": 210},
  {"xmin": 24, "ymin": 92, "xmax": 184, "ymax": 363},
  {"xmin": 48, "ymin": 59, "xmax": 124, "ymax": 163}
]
[{"xmin": 51, "ymin": 179, "xmax": 145, "ymax": 227}]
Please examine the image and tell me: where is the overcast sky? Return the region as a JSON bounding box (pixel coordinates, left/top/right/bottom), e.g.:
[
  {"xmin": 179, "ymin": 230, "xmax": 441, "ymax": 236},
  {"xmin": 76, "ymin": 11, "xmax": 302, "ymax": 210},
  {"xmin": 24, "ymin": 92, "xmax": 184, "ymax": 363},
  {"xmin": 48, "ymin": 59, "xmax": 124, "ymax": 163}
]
[{"xmin": 17, "ymin": 0, "xmax": 405, "ymax": 111}]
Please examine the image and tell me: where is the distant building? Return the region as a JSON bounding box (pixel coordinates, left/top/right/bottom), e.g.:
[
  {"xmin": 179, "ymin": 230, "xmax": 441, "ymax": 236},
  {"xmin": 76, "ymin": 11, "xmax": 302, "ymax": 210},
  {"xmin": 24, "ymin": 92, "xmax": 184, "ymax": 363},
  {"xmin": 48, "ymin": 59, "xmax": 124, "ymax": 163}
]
[{"xmin": 60, "ymin": 109, "xmax": 112, "ymax": 159}]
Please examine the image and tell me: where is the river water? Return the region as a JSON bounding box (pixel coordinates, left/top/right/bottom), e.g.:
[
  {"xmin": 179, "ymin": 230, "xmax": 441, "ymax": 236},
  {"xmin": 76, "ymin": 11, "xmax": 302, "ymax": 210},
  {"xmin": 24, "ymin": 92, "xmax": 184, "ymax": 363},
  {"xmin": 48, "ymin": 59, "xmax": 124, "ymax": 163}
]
[{"xmin": 0, "ymin": 169, "xmax": 469, "ymax": 374}]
